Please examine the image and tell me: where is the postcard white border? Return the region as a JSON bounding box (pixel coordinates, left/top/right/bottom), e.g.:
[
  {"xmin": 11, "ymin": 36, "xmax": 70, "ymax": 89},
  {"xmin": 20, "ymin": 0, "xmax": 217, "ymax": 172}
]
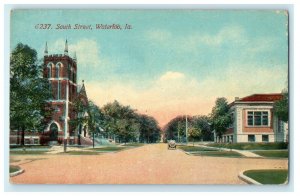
[{"xmin": 1, "ymin": 2, "xmax": 298, "ymax": 194}]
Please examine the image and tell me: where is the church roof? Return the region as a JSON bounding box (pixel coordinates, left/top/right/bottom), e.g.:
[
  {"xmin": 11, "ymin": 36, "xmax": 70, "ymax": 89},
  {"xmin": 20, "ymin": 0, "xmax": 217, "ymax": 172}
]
[{"xmin": 77, "ymin": 81, "xmax": 87, "ymax": 98}]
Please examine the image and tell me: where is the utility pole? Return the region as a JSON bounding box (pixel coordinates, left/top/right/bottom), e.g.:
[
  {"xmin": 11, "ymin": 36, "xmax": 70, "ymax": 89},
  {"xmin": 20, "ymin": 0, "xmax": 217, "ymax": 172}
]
[
  {"xmin": 177, "ymin": 122, "xmax": 180, "ymax": 143},
  {"xmin": 64, "ymin": 80, "xmax": 69, "ymax": 153},
  {"xmin": 185, "ymin": 115, "xmax": 188, "ymax": 145}
]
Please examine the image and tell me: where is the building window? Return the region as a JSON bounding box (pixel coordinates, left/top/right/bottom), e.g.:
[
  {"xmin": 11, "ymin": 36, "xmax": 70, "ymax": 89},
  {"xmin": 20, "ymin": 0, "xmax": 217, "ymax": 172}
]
[
  {"xmin": 248, "ymin": 135, "xmax": 255, "ymax": 142},
  {"xmin": 262, "ymin": 135, "xmax": 269, "ymax": 142},
  {"xmin": 25, "ymin": 139, "xmax": 31, "ymax": 144},
  {"xmin": 57, "ymin": 80, "xmax": 61, "ymax": 100},
  {"xmin": 47, "ymin": 62, "xmax": 53, "ymax": 78},
  {"xmin": 34, "ymin": 139, "xmax": 39, "ymax": 144},
  {"xmin": 55, "ymin": 65, "xmax": 59, "ymax": 78},
  {"xmin": 247, "ymin": 111, "xmax": 269, "ymax": 126},
  {"xmin": 48, "ymin": 67, "xmax": 51, "ymax": 78}
]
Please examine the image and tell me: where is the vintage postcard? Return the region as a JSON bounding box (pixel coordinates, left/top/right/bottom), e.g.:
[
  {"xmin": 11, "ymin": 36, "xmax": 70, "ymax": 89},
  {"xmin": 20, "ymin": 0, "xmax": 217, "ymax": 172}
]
[{"xmin": 9, "ymin": 9, "xmax": 289, "ymax": 185}]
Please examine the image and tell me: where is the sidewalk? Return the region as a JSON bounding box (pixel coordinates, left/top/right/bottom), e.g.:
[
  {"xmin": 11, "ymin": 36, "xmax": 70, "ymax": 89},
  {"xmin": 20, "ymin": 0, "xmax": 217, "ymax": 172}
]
[{"xmin": 198, "ymin": 145, "xmax": 262, "ymax": 158}]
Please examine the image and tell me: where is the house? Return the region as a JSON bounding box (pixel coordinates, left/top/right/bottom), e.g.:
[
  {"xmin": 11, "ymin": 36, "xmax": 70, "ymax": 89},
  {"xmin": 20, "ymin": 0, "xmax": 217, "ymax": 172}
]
[{"xmin": 214, "ymin": 93, "xmax": 288, "ymax": 143}]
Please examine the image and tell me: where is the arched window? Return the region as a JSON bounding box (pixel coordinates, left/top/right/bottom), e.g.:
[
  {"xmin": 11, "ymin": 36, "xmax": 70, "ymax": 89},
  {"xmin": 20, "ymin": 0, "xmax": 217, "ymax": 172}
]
[
  {"xmin": 57, "ymin": 80, "xmax": 61, "ymax": 100},
  {"xmin": 47, "ymin": 62, "xmax": 53, "ymax": 78},
  {"xmin": 56, "ymin": 62, "xmax": 62, "ymax": 78}
]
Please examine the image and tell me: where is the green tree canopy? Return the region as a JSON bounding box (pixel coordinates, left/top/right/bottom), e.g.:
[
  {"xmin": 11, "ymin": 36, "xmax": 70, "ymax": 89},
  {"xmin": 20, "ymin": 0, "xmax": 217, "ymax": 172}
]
[
  {"xmin": 163, "ymin": 115, "xmax": 192, "ymax": 142},
  {"xmin": 10, "ymin": 43, "xmax": 52, "ymax": 145},
  {"xmin": 191, "ymin": 115, "xmax": 213, "ymax": 141},
  {"xmin": 274, "ymin": 89, "xmax": 288, "ymax": 122},
  {"xmin": 101, "ymin": 100, "xmax": 140, "ymax": 143},
  {"xmin": 188, "ymin": 126, "xmax": 201, "ymax": 146},
  {"xmin": 138, "ymin": 114, "xmax": 161, "ymax": 143},
  {"xmin": 210, "ymin": 97, "xmax": 232, "ymax": 138}
]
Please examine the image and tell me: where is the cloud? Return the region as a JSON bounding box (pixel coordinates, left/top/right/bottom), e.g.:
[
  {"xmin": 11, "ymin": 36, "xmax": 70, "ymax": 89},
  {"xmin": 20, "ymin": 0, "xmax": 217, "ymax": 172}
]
[
  {"xmin": 159, "ymin": 71, "xmax": 185, "ymax": 81},
  {"xmin": 43, "ymin": 38, "xmax": 117, "ymax": 83},
  {"xmin": 84, "ymin": 63, "xmax": 286, "ymax": 127},
  {"xmin": 48, "ymin": 38, "xmax": 102, "ymax": 68}
]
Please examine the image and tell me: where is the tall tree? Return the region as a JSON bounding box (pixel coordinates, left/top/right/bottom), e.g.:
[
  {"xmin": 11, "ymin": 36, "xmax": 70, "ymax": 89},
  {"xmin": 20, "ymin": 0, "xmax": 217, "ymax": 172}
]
[
  {"xmin": 210, "ymin": 97, "xmax": 232, "ymax": 140},
  {"xmin": 138, "ymin": 114, "xmax": 161, "ymax": 143},
  {"xmin": 10, "ymin": 43, "xmax": 52, "ymax": 146},
  {"xmin": 192, "ymin": 115, "xmax": 213, "ymax": 141},
  {"xmin": 102, "ymin": 100, "xmax": 140, "ymax": 143},
  {"xmin": 274, "ymin": 89, "xmax": 288, "ymax": 122},
  {"xmin": 87, "ymin": 101, "xmax": 104, "ymax": 148}
]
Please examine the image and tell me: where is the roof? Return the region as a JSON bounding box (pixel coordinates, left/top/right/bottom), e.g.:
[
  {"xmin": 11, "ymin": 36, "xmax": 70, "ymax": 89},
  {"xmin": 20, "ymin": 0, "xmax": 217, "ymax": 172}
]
[{"xmin": 238, "ymin": 93, "xmax": 283, "ymax": 102}]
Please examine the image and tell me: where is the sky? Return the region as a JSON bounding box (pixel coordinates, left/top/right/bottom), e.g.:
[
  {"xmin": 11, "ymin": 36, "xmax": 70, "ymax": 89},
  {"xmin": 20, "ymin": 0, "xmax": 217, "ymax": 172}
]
[{"xmin": 11, "ymin": 10, "xmax": 288, "ymax": 127}]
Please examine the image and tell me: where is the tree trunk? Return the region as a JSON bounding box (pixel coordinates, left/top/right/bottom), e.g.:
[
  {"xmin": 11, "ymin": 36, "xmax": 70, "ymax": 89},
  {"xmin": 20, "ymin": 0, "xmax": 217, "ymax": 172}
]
[
  {"xmin": 193, "ymin": 138, "xmax": 195, "ymax": 146},
  {"xmin": 17, "ymin": 128, "xmax": 20, "ymax": 145},
  {"xmin": 78, "ymin": 134, "xmax": 81, "ymax": 145},
  {"xmin": 21, "ymin": 126, "xmax": 25, "ymax": 146},
  {"xmin": 93, "ymin": 132, "xmax": 95, "ymax": 148}
]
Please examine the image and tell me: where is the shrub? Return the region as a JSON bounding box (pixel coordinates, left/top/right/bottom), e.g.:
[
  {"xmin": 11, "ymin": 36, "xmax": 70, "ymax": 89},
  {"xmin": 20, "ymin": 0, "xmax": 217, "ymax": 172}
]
[{"xmin": 207, "ymin": 142, "xmax": 288, "ymax": 150}]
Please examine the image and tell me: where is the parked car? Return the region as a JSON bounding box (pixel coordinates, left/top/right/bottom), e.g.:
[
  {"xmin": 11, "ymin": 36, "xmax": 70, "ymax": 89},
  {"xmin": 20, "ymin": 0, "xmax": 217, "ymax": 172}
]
[{"xmin": 168, "ymin": 140, "xmax": 176, "ymax": 150}]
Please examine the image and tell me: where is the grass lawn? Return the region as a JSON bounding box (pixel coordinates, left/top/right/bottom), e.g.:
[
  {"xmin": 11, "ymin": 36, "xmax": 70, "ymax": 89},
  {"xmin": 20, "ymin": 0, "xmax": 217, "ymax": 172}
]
[
  {"xmin": 10, "ymin": 145, "xmax": 50, "ymax": 149},
  {"xmin": 178, "ymin": 145, "xmax": 244, "ymax": 157},
  {"xmin": 178, "ymin": 146, "xmax": 219, "ymax": 152},
  {"xmin": 62, "ymin": 151, "xmax": 100, "ymax": 155},
  {"xmin": 10, "ymin": 150, "xmax": 48, "ymax": 155},
  {"xmin": 10, "ymin": 159, "xmax": 21, "ymax": 163},
  {"xmin": 10, "ymin": 165, "xmax": 21, "ymax": 173},
  {"xmin": 87, "ymin": 146, "xmax": 125, "ymax": 152},
  {"xmin": 252, "ymin": 150, "xmax": 289, "ymax": 158},
  {"xmin": 206, "ymin": 142, "xmax": 288, "ymax": 150},
  {"xmin": 122, "ymin": 143, "xmax": 144, "ymax": 147},
  {"xmin": 193, "ymin": 151, "xmax": 244, "ymax": 158},
  {"xmin": 244, "ymin": 169, "xmax": 288, "ymax": 184}
]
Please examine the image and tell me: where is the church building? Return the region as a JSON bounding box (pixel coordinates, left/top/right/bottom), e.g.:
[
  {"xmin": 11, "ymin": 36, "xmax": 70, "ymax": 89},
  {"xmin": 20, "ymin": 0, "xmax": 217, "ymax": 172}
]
[
  {"xmin": 9, "ymin": 40, "xmax": 93, "ymax": 146},
  {"xmin": 42, "ymin": 40, "xmax": 92, "ymax": 145}
]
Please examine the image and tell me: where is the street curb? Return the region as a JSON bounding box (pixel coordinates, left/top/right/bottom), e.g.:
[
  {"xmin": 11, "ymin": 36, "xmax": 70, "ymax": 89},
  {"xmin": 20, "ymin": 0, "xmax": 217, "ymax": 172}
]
[
  {"xmin": 238, "ymin": 170, "xmax": 261, "ymax": 185},
  {"xmin": 10, "ymin": 169, "xmax": 25, "ymax": 177}
]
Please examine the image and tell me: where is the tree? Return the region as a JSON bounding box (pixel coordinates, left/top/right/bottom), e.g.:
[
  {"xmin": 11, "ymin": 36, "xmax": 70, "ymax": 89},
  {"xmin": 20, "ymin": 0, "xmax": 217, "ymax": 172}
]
[
  {"xmin": 10, "ymin": 43, "xmax": 52, "ymax": 146},
  {"xmin": 101, "ymin": 100, "xmax": 140, "ymax": 143},
  {"xmin": 163, "ymin": 115, "xmax": 192, "ymax": 142},
  {"xmin": 191, "ymin": 115, "xmax": 213, "ymax": 141},
  {"xmin": 138, "ymin": 114, "xmax": 161, "ymax": 143},
  {"xmin": 210, "ymin": 97, "xmax": 232, "ymax": 141},
  {"xmin": 188, "ymin": 127, "xmax": 201, "ymax": 146},
  {"xmin": 87, "ymin": 101, "xmax": 104, "ymax": 148},
  {"xmin": 274, "ymin": 89, "xmax": 288, "ymax": 122}
]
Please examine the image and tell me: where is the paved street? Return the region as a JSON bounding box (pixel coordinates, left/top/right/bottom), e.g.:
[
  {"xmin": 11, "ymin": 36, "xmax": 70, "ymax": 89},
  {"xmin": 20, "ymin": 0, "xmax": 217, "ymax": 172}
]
[{"xmin": 10, "ymin": 143, "xmax": 288, "ymax": 184}]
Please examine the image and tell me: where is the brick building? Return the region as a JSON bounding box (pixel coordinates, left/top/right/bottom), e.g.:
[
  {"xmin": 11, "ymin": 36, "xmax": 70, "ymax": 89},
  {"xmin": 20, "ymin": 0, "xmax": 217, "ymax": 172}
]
[
  {"xmin": 214, "ymin": 93, "xmax": 288, "ymax": 143},
  {"xmin": 10, "ymin": 40, "xmax": 92, "ymax": 146}
]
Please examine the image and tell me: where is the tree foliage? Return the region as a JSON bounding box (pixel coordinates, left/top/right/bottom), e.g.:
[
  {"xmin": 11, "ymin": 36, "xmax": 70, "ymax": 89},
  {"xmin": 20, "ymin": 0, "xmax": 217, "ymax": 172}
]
[
  {"xmin": 163, "ymin": 115, "xmax": 213, "ymax": 143},
  {"xmin": 138, "ymin": 114, "xmax": 161, "ymax": 143},
  {"xmin": 188, "ymin": 126, "xmax": 201, "ymax": 146},
  {"xmin": 274, "ymin": 89, "xmax": 288, "ymax": 122},
  {"xmin": 163, "ymin": 115, "xmax": 192, "ymax": 142},
  {"xmin": 10, "ymin": 43, "xmax": 52, "ymax": 145},
  {"xmin": 191, "ymin": 115, "xmax": 212, "ymax": 141},
  {"xmin": 101, "ymin": 100, "xmax": 139, "ymax": 143},
  {"xmin": 210, "ymin": 97, "xmax": 232, "ymax": 138}
]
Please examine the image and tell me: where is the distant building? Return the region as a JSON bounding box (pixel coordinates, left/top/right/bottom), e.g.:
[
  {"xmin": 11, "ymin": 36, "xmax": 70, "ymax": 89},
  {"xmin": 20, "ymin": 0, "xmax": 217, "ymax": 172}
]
[{"xmin": 214, "ymin": 94, "xmax": 288, "ymax": 143}]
